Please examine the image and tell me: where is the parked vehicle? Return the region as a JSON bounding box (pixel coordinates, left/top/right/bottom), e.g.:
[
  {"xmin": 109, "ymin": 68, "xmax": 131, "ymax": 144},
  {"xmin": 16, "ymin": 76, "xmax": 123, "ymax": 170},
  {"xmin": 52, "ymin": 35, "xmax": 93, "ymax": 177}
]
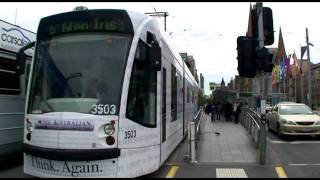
[{"xmin": 266, "ymin": 103, "xmax": 320, "ymax": 137}]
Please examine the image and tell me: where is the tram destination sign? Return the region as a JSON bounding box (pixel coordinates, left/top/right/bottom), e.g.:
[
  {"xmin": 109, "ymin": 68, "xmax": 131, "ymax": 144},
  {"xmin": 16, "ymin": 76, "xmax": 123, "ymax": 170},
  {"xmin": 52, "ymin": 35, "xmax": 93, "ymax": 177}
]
[{"xmin": 37, "ymin": 10, "xmax": 134, "ymax": 40}]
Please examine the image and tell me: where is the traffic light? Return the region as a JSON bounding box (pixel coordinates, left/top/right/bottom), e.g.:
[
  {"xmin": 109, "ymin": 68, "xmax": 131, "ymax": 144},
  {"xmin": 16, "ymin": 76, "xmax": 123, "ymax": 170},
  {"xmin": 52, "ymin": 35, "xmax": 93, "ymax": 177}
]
[
  {"xmin": 237, "ymin": 36, "xmax": 257, "ymax": 78},
  {"xmin": 252, "ymin": 7, "xmax": 274, "ymax": 46},
  {"xmin": 265, "ymin": 48, "xmax": 276, "ymax": 72},
  {"xmin": 256, "ymin": 47, "xmax": 269, "ymax": 71}
]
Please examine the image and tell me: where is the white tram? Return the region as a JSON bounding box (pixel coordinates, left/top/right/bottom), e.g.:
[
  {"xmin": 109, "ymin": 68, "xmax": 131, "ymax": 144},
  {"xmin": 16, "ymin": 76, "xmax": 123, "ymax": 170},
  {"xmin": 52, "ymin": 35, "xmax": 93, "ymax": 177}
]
[{"xmin": 18, "ymin": 7, "xmax": 199, "ymax": 177}]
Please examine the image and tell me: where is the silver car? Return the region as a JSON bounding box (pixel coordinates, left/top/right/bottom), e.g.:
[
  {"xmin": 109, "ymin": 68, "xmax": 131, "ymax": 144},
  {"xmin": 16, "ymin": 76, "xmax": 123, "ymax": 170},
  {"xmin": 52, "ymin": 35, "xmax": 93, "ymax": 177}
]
[{"xmin": 266, "ymin": 103, "xmax": 320, "ymax": 137}]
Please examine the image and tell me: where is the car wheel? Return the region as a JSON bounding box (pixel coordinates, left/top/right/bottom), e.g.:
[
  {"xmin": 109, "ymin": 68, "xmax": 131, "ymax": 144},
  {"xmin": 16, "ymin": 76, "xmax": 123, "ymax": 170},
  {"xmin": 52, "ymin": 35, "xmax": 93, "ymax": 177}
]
[
  {"xmin": 277, "ymin": 124, "xmax": 282, "ymax": 138},
  {"xmin": 267, "ymin": 120, "xmax": 271, "ymax": 132}
]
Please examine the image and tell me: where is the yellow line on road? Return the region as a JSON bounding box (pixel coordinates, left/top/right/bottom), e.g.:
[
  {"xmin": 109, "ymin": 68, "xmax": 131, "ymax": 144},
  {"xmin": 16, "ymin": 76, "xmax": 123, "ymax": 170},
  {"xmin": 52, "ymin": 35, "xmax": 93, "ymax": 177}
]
[
  {"xmin": 165, "ymin": 166, "xmax": 179, "ymax": 178},
  {"xmin": 275, "ymin": 166, "xmax": 288, "ymax": 178}
]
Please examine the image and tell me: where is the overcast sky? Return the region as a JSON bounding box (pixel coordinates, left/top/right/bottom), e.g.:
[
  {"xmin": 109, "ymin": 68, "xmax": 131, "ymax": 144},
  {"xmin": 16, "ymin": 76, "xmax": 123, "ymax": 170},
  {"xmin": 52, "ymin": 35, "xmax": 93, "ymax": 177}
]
[{"xmin": 1, "ymin": 2, "xmax": 320, "ymax": 95}]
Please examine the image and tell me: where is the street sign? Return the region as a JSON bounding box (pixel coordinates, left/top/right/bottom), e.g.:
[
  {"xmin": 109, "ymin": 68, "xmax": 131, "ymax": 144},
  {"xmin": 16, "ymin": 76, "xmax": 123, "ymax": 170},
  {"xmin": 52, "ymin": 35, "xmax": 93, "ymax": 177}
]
[{"xmin": 209, "ymin": 82, "xmax": 216, "ymax": 91}]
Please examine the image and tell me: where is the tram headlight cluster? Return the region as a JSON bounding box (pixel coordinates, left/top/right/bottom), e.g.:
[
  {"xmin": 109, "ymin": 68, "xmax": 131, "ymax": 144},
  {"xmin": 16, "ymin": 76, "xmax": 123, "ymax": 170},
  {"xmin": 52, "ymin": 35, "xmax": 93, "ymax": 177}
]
[
  {"xmin": 104, "ymin": 120, "xmax": 116, "ymax": 145},
  {"xmin": 26, "ymin": 118, "xmax": 33, "ymax": 141},
  {"xmin": 26, "ymin": 118, "xmax": 33, "ymax": 132},
  {"xmin": 104, "ymin": 120, "xmax": 115, "ymax": 135}
]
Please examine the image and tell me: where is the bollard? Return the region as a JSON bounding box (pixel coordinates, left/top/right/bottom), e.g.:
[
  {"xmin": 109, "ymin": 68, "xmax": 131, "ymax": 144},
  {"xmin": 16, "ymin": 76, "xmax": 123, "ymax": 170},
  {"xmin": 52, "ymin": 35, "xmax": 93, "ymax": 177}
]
[
  {"xmin": 190, "ymin": 121, "xmax": 197, "ymax": 163},
  {"xmin": 184, "ymin": 122, "xmax": 191, "ymax": 160},
  {"xmin": 260, "ymin": 114, "xmax": 267, "ymax": 165}
]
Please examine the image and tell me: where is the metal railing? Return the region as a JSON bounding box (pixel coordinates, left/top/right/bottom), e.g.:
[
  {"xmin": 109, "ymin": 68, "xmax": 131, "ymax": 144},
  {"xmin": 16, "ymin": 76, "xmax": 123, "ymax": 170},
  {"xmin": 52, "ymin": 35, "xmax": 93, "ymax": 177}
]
[
  {"xmin": 185, "ymin": 107, "xmax": 203, "ymax": 163},
  {"xmin": 194, "ymin": 107, "xmax": 203, "ymax": 143},
  {"xmin": 240, "ymin": 107, "xmax": 261, "ymax": 148},
  {"xmin": 240, "ymin": 107, "xmax": 267, "ymax": 165}
]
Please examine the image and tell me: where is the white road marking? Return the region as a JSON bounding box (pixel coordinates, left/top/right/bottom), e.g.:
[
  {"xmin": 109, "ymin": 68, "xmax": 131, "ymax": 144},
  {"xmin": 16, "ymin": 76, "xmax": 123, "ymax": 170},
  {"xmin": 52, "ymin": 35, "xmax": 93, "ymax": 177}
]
[
  {"xmin": 216, "ymin": 168, "xmax": 248, "ymax": 178},
  {"xmin": 288, "ymin": 163, "xmax": 320, "ymax": 166},
  {"xmin": 267, "ymin": 137, "xmax": 320, "ymax": 144}
]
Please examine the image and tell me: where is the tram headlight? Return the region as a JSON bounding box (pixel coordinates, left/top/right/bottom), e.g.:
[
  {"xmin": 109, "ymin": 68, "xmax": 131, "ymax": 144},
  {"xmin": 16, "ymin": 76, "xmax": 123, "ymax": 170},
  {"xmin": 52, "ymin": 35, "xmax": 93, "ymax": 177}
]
[
  {"xmin": 26, "ymin": 119, "xmax": 33, "ymax": 132},
  {"xmin": 104, "ymin": 121, "xmax": 115, "ymax": 135},
  {"xmin": 106, "ymin": 136, "xmax": 115, "ymax": 145}
]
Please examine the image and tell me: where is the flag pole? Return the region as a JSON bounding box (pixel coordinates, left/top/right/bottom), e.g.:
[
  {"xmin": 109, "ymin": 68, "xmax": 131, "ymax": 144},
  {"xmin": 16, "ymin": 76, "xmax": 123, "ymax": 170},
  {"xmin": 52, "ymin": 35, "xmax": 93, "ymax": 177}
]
[
  {"xmin": 295, "ymin": 75, "xmax": 297, "ymax": 102},
  {"xmin": 300, "ymin": 44, "xmax": 303, "ymax": 103}
]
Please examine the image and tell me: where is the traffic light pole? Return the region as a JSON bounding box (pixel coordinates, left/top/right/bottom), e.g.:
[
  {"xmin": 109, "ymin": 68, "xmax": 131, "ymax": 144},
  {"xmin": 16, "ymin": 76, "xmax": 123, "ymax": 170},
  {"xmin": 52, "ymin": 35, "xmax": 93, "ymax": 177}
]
[{"xmin": 256, "ymin": 2, "xmax": 267, "ymax": 165}]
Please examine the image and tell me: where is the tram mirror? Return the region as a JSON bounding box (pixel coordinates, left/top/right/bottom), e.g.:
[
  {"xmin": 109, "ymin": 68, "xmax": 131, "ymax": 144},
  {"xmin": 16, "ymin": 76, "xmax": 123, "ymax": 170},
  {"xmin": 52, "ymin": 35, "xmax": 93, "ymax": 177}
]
[{"xmin": 16, "ymin": 41, "xmax": 35, "ymax": 75}]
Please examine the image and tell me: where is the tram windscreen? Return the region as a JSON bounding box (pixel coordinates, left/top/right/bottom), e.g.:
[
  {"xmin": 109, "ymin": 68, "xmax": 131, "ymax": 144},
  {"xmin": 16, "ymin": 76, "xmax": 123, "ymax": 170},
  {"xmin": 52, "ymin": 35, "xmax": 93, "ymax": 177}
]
[{"xmin": 27, "ymin": 33, "xmax": 131, "ymax": 115}]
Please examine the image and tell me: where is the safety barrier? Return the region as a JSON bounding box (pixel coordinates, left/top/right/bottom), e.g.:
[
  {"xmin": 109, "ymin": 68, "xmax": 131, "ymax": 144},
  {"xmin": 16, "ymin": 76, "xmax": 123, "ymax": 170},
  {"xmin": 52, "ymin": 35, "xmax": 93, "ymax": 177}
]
[
  {"xmin": 240, "ymin": 107, "xmax": 261, "ymax": 148},
  {"xmin": 240, "ymin": 107, "xmax": 267, "ymax": 165},
  {"xmin": 185, "ymin": 107, "xmax": 203, "ymax": 163}
]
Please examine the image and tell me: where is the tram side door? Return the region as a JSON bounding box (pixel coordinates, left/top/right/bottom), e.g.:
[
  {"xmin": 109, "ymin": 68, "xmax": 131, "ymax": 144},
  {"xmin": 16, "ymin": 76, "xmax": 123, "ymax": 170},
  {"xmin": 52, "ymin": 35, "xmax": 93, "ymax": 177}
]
[{"xmin": 162, "ymin": 68, "xmax": 167, "ymax": 143}]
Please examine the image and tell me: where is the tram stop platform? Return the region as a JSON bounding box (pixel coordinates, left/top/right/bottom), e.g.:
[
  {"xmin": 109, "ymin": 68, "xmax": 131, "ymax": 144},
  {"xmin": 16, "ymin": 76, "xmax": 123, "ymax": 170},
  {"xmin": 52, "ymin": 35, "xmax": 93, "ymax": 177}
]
[{"xmin": 149, "ymin": 113, "xmax": 279, "ymax": 178}]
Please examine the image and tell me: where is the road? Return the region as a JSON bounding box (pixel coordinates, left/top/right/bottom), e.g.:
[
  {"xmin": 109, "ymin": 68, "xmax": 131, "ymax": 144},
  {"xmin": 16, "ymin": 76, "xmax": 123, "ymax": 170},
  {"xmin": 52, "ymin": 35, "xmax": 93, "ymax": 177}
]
[
  {"xmin": 2, "ymin": 131, "xmax": 320, "ymax": 178},
  {"xmin": 266, "ymin": 129, "xmax": 320, "ymax": 178},
  {"xmin": 0, "ymin": 153, "xmax": 31, "ymax": 178}
]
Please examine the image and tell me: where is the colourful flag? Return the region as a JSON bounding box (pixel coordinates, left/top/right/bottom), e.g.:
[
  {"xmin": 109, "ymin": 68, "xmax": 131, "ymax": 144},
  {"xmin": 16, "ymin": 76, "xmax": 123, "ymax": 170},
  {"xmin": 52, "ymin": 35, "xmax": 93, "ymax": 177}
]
[
  {"xmin": 275, "ymin": 64, "xmax": 280, "ymax": 82},
  {"xmin": 284, "ymin": 54, "xmax": 291, "ymax": 78},
  {"xmin": 292, "ymin": 51, "xmax": 301, "ymax": 78},
  {"xmin": 279, "ymin": 60, "xmax": 284, "ymax": 80},
  {"xmin": 272, "ymin": 66, "xmax": 277, "ymax": 88}
]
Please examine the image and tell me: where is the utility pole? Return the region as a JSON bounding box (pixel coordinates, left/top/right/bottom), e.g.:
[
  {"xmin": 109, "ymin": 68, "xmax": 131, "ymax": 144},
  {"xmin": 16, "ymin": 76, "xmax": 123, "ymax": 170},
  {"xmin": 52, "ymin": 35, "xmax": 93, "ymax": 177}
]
[
  {"xmin": 256, "ymin": 2, "xmax": 267, "ymax": 165},
  {"xmin": 300, "ymin": 44, "xmax": 304, "ymax": 103},
  {"xmin": 306, "ymin": 28, "xmax": 312, "ymax": 108},
  {"xmin": 145, "ymin": 12, "xmax": 169, "ymax": 32}
]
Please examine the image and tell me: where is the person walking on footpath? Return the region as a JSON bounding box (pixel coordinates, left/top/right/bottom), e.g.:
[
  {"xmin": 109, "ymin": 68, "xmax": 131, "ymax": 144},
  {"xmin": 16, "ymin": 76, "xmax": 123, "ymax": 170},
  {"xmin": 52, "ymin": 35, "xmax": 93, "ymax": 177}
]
[
  {"xmin": 234, "ymin": 101, "xmax": 242, "ymax": 124},
  {"xmin": 210, "ymin": 101, "xmax": 217, "ymax": 122},
  {"xmin": 225, "ymin": 101, "xmax": 232, "ymax": 122},
  {"xmin": 216, "ymin": 102, "xmax": 222, "ymax": 120}
]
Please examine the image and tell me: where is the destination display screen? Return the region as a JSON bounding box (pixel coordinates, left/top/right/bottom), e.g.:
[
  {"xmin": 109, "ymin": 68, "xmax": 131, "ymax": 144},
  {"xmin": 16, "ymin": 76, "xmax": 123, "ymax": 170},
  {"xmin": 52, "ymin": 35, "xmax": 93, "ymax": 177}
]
[{"xmin": 37, "ymin": 10, "xmax": 134, "ymax": 40}]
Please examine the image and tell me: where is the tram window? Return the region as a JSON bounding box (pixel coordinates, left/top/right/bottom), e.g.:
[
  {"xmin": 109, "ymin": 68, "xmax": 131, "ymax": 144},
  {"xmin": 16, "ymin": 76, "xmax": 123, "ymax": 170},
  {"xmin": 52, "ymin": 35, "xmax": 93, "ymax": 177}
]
[
  {"xmin": 177, "ymin": 73, "xmax": 183, "ymax": 114},
  {"xmin": 0, "ymin": 56, "xmax": 21, "ymax": 95},
  {"xmin": 191, "ymin": 89, "xmax": 194, "ymax": 103},
  {"xmin": 171, "ymin": 64, "xmax": 177, "ymax": 121},
  {"xmin": 187, "ymin": 86, "xmax": 190, "ymax": 103},
  {"xmin": 25, "ymin": 59, "xmax": 32, "ymax": 91},
  {"xmin": 126, "ymin": 39, "xmax": 157, "ymax": 128}
]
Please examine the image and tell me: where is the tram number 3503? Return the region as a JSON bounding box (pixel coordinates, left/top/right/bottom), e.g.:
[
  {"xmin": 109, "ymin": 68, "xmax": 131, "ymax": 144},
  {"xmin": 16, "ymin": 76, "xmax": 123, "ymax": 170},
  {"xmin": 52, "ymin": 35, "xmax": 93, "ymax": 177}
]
[
  {"xmin": 91, "ymin": 104, "xmax": 116, "ymax": 115},
  {"xmin": 124, "ymin": 130, "xmax": 136, "ymax": 139}
]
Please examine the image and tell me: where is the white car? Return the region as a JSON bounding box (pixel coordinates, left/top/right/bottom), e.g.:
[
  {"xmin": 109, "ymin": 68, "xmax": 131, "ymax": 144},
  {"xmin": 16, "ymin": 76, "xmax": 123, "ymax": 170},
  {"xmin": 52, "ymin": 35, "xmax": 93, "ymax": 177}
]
[{"xmin": 266, "ymin": 103, "xmax": 320, "ymax": 137}]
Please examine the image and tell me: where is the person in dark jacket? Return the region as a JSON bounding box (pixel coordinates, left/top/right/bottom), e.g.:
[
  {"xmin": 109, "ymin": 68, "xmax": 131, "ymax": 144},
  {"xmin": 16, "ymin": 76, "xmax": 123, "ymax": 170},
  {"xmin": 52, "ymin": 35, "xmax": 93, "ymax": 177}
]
[
  {"xmin": 225, "ymin": 102, "xmax": 233, "ymax": 122},
  {"xmin": 216, "ymin": 102, "xmax": 222, "ymax": 120},
  {"xmin": 207, "ymin": 101, "xmax": 216, "ymax": 122},
  {"xmin": 234, "ymin": 102, "xmax": 242, "ymax": 124}
]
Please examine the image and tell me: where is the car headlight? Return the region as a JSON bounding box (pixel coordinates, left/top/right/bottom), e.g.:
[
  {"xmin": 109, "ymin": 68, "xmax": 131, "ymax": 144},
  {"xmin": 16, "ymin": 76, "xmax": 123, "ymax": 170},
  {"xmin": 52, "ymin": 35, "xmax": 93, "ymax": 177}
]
[{"xmin": 315, "ymin": 121, "xmax": 320, "ymax": 125}]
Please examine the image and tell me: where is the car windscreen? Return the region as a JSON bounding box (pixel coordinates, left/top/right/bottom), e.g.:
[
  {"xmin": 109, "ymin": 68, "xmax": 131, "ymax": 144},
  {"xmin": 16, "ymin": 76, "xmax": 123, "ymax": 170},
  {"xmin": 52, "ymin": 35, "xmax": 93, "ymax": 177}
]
[{"xmin": 279, "ymin": 105, "xmax": 313, "ymax": 115}]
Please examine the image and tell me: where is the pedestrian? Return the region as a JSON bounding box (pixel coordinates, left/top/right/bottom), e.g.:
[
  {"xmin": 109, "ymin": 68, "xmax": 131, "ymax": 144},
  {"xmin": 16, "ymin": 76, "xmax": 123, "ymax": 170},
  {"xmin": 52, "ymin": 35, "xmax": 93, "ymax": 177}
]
[
  {"xmin": 216, "ymin": 102, "xmax": 222, "ymax": 120},
  {"xmin": 234, "ymin": 102, "xmax": 242, "ymax": 124},
  {"xmin": 204, "ymin": 103, "xmax": 209, "ymax": 115},
  {"xmin": 210, "ymin": 101, "xmax": 216, "ymax": 122},
  {"xmin": 222, "ymin": 101, "xmax": 227, "ymax": 119},
  {"xmin": 225, "ymin": 101, "xmax": 233, "ymax": 122}
]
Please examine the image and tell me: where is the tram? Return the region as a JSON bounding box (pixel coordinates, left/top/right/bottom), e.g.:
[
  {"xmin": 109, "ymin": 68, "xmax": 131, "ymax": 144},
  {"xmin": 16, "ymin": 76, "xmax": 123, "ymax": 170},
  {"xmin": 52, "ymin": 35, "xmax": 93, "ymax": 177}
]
[{"xmin": 17, "ymin": 7, "xmax": 199, "ymax": 177}]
